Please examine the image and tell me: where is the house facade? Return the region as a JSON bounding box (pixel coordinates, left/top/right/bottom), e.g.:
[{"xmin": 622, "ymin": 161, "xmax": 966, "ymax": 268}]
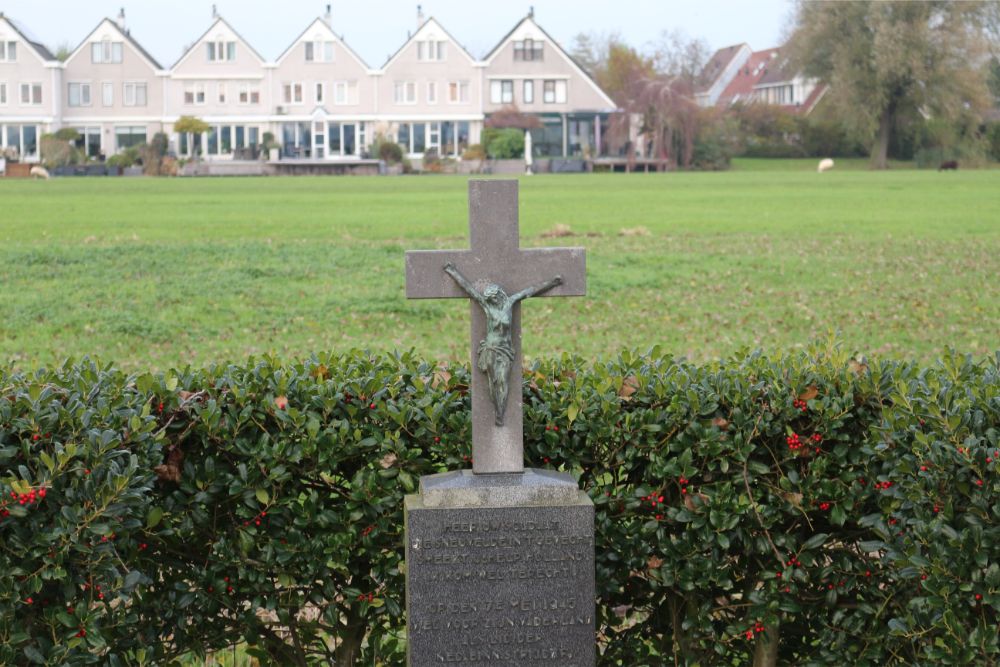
[
  {"xmin": 0, "ymin": 8, "xmax": 618, "ymax": 164},
  {"xmin": 0, "ymin": 13, "xmax": 59, "ymax": 162},
  {"xmin": 61, "ymin": 14, "xmax": 167, "ymax": 158},
  {"xmin": 482, "ymin": 14, "xmax": 617, "ymax": 158},
  {"xmin": 376, "ymin": 14, "xmax": 482, "ymax": 159}
]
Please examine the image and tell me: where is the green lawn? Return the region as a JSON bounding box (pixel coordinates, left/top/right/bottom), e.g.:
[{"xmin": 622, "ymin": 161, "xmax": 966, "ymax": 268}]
[{"xmin": 1, "ymin": 169, "xmax": 997, "ymax": 370}]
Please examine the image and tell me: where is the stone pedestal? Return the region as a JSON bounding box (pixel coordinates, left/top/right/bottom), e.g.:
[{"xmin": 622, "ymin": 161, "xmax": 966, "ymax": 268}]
[{"xmin": 404, "ymin": 469, "xmax": 595, "ymax": 666}]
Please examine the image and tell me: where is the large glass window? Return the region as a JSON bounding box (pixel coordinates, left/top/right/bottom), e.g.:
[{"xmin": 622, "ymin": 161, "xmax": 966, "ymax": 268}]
[
  {"xmin": 22, "ymin": 125, "xmax": 37, "ymax": 157},
  {"xmin": 343, "ymin": 124, "xmax": 356, "ymax": 156},
  {"xmin": 394, "ymin": 81, "xmax": 417, "ymax": 104},
  {"xmin": 73, "ymin": 127, "xmax": 102, "ymax": 159},
  {"xmin": 412, "ymin": 123, "xmax": 426, "ymax": 153},
  {"xmin": 221, "ymin": 126, "xmax": 232, "ymax": 153},
  {"xmin": 115, "ymin": 126, "xmax": 146, "ymax": 150},
  {"xmin": 397, "ymin": 123, "xmax": 410, "ymax": 150}
]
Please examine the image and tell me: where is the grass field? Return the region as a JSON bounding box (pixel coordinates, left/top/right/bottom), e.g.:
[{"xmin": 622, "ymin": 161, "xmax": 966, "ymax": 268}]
[{"xmin": 1, "ymin": 167, "xmax": 998, "ymax": 371}]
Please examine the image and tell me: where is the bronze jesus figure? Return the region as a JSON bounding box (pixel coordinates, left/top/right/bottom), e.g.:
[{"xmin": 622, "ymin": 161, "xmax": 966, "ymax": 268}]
[{"xmin": 444, "ymin": 263, "xmax": 563, "ymax": 426}]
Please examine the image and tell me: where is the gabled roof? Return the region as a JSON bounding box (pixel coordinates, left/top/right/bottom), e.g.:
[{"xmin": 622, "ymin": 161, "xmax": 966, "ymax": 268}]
[
  {"xmin": 0, "ymin": 15, "xmax": 56, "ymax": 61},
  {"xmin": 65, "ymin": 18, "xmax": 163, "ymax": 71},
  {"xmin": 696, "ymin": 43, "xmax": 749, "ymax": 92},
  {"xmin": 380, "ymin": 16, "xmax": 477, "ymax": 70},
  {"xmin": 482, "ymin": 14, "xmax": 616, "ymax": 110},
  {"xmin": 717, "ymin": 48, "xmax": 778, "ymax": 105},
  {"xmin": 756, "ymin": 53, "xmax": 799, "ymax": 86},
  {"xmin": 274, "ymin": 17, "xmax": 370, "ymax": 70},
  {"xmin": 172, "ymin": 16, "xmax": 266, "ymax": 70}
]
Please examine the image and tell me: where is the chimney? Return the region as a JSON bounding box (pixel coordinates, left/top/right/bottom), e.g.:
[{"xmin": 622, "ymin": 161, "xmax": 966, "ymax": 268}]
[
  {"xmin": 323, "ymin": 4, "xmax": 332, "ymax": 27},
  {"xmin": 212, "ymin": 4, "xmax": 219, "ymax": 19},
  {"xmin": 416, "ymin": 4, "xmax": 425, "ymax": 29},
  {"xmin": 116, "ymin": 7, "xmax": 126, "ymax": 30},
  {"xmin": 529, "ymin": 6, "xmax": 534, "ymax": 18}
]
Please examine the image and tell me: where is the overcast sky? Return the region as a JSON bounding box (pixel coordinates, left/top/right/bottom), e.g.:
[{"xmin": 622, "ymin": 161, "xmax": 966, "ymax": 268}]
[{"xmin": 2, "ymin": 0, "xmax": 795, "ymax": 68}]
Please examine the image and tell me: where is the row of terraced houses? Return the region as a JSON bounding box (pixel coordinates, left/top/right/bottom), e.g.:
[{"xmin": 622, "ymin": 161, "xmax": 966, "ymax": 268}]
[{"xmin": 0, "ymin": 6, "xmax": 616, "ymax": 164}]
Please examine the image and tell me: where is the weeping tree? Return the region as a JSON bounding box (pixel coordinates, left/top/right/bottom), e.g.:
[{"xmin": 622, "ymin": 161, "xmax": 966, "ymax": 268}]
[{"xmin": 786, "ymin": 0, "xmax": 996, "ymax": 169}]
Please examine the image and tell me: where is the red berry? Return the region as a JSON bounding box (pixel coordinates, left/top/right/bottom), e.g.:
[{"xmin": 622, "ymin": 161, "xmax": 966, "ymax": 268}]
[
  {"xmin": 25, "ymin": 597, "xmax": 33, "ymax": 605},
  {"xmin": 32, "ymin": 434, "xmax": 40, "ymax": 441},
  {"xmin": 369, "ymin": 403, "xmax": 376, "ymax": 409}
]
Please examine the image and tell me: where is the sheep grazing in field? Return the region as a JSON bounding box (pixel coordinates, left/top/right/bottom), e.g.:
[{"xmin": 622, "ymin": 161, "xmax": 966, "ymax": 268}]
[
  {"xmin": 938, "ymin": 160, "xmax": 958, "ymax": 171},
  {"xmin": 29, "ymin": 166, "xmax": 50, "ymax": 180},
  {"xmin": 817, "ymin": 158, "xmax": 834, "ymax": 173}
]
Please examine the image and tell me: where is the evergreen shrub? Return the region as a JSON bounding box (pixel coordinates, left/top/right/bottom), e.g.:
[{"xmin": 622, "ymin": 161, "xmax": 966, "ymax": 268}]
[{"xmin": 1, "ymin": 346, "xmax": 997, "ymax": 665}]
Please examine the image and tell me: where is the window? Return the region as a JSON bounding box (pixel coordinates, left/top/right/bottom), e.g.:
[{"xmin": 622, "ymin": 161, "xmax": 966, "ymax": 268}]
[
  {"xmin": 238, "ymin": 85, "xmax": 260, "ymax": 104},
  {"xmin": 207, "ymin": 41, "xmax": 236, "ymax": 62},
  {"xmin": 91, "ymin": 40, "xmax": 123, "ymax": 64},
  {"xmin": 513, "ymin": 39, "xmax": 544, "ymax": 62},
  {"xmin": 490, "ymin": 80, "xmax": 513, "ymax": 104},
  {"xmin": 184, "ymin": 84, "xmax": 206, "ymax": 105},
  {"xmin": 315, "ymin": 82, "xmax": 324, "ymax": 103},
  {"xmin": 332, "ymin": 81, "xmax": 358, "ymax": 105},
  {"xmin": 523, "ymin": 80, "xmax": 534, "ymax": 104},
  {"xmin": 1, "ymin": 124, "xmax": 39, "ymax": 157},
  {"xmin": 115, "ymin": 126, "xmax": 147, "ymax": 150},
  {"xmin": 543, "ymin": 80, "xmax": 567, "ymax": 104},
  {"xmin": 0, "ymin": 83, "xmax": 7, "ymax": 105},
  {"xmin": 416, "ymin": 40, "xmax": 447, "ymax": 61},
  {"xmin": 283, "ymin": 83, "xmax": 304, "ymax": 104},
  {"xmin": 393, "ymin": 81, "xmax": 417, "ymax": 104},
  {"xmin": 102, "ymin": 82, "xmax": 114, "ymax": 106},
  {"xmin": 217, "ymin": 83, "xmax": 227, "ymax": 103},
  {"xmin": 305, "ymin": 40, "xmax": 335, "ymax": 62},
  {"xmin": 73, "ymin": 127, "xmax": 102, "ymax": 158},
  {"xmin": 68, "ymin": 83, "xmax": 92, "ymax": 107},
  {"xmin": 448, "ymin": 80, "xmax": 469, "ymax": 104},
  {"xmin": 124, "ymin": 82, "xmax": 147, "ymax": 107},
  {"xmin": 427, "ymin": 81, "xmax": 437, "ymax": 104},
  {"xmin": 20, "ymin": 83, "xmax": 42, "ymax": 105},
  {"xmin": 0, "ymin": 41, "xmax": 16, "ymax": 62}
]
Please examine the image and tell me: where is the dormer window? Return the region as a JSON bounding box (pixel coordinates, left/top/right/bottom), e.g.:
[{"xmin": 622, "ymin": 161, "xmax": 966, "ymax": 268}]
[
  {"xmin": 305, "ymin": 40, "xmax": 335, "ymax": 62},
  {"xmin": 417, "ymin": 40, "xmax": 446, "ymax": 62},
  {"xmin": 514, "ymin": 39, "xmax": 543, "ymax": 62},
  {"xmin": 91, "ymin": 40, "xmax": 123, "ymax": 64},
  {"xmin": 0, "ymin": 41, "xmax": 16, "ymax": 62},
  {"xmin": 207, "ymin": 41, "xmax": 236, "ymax": 62}
]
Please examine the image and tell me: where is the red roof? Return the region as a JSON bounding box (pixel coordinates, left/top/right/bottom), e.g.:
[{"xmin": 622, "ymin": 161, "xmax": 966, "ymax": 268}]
[{"xmin": 717, "ymin": 48, "xmax": 779, "ymax": 106}]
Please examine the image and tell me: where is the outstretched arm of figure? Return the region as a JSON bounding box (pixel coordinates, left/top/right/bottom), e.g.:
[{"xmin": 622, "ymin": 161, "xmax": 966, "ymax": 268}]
[
  {"xmin": 511, "ymin": 275, "xmax": 563, "ymax": 303},
  {"xmin": 444, "ymin": 263, "xmax": 486, "ymax": 306}
]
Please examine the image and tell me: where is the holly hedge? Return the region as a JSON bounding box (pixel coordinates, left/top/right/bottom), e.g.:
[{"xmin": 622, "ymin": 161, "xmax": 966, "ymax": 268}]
[{"xmin": 1, "ymin": 346, "xmax": 997, "ymax": 665}]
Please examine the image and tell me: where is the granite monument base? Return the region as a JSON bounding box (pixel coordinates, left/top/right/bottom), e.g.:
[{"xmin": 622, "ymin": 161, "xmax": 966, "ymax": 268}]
[{"xmin": 404, "ymin": 469, "xmax": 595, "ymax": 667}]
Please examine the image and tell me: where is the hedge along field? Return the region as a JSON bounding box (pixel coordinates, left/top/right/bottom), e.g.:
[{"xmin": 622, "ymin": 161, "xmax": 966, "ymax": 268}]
[
  {"xmin": 0, "ymin": 346, "xmax": 997, "ymax": 665},
  {"xmin": 0, "ymin": 170, "xmax": 999, "ymax": 370}
]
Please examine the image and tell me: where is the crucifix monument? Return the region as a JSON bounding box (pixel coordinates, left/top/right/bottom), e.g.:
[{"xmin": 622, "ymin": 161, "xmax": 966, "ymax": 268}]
[
  {"xmin": 405, "ymin": 178, "xmax": 586, "ymax": 473},
  {"xmin": 403, "ymin": 180, "xmax": 596, "ymax": 666}
]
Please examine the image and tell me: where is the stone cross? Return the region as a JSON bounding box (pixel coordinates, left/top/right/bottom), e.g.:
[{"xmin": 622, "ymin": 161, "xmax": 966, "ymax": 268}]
[{"xmin": 405, "ymin": 180, "xmax": 586, "ymax": 474}]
